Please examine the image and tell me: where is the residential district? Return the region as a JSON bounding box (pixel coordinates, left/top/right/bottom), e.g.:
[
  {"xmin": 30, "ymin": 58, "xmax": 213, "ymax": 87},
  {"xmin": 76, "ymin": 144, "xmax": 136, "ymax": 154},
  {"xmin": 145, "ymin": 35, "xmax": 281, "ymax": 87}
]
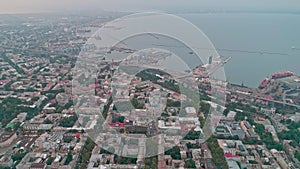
[{"xmin": 0, "ymin": 13, "xmax": 300, "ymax": 169}]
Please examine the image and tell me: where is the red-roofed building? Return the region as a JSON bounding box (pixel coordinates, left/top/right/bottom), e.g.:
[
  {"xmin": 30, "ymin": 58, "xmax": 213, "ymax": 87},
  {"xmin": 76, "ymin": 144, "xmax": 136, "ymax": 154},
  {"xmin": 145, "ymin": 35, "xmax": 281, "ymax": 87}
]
[
  {"xmin": 172, "ymin": 92, "xmax": 180, "ymax": 99},
  {"xmin": 205, "ymin": 90, "xmax": 212, "ymax": 95},
  {"xmin": 75, "ymin": 133, "xmax": 81, "ymax": 139},
  {"xmin": 180, "ymin": 124, "xmax": 186, "ymax": 132},
  {"xmin": 49, "ymin": 99, "xmax": 56, "ymax": 104},
  {"xmin": 225, "ymin": 152, "xmax": 240, "ymax": 160},
  {"xmin": 46, "ymin": 83, "xmax": 52, "ymax": 88},
  {"xmin": 158, "ymin": 160, "xmax": 167, "ymax": 169},
  {"xmin": 0, "ymin": 79, "xmax": 10, "ymax": 85},
  {"xmin": 264, "ymin": 96, "xmax": 273, "ymax": 101},
  {"xmin": 255, "ymin": 114, "xmax": 265, "ymax": 119},
  {"xmin": 89, "ymin": 84, "xmax": 101, "ymax": 89}
]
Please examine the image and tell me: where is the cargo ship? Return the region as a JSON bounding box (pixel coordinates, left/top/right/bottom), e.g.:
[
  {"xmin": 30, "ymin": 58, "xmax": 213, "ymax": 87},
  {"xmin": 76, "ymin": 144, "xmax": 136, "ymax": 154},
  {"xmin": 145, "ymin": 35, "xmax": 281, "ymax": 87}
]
[
  {"xmin": 271, "ymin": 71, "xmax": 293, "ymax": 79},
  {"xmin": 258, "ymin": 78, "xmax": 270, "ymax": 89}
]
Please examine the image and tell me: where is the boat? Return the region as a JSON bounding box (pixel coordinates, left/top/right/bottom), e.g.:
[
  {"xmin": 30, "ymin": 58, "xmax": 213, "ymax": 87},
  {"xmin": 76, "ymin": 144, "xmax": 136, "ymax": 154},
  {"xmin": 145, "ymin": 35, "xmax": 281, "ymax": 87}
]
[
  {"xmin": 271, "ymin": 71, "xmax": 293, "ymax": 79},
  {"xmin": 258, "ymin": 78, "xmax": 270, "ymax": 89}
]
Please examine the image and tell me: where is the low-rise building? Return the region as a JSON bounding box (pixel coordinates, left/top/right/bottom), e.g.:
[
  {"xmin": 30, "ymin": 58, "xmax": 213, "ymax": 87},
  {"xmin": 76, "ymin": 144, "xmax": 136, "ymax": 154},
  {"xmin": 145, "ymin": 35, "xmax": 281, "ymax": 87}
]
[
  {"xmin": 30, "ymin": 163, "xmax": 47, "ymax": 169},
  {"xmin": 0, "ymin": 131, "xmax": 17, "ymax": 147},
  {"xmin": 0, "ymin": 155, "xmax": 14, "ymax": 168},
  {"xmin": 22, "ymin": 123, "xmax": 53, "ymax": 131}
]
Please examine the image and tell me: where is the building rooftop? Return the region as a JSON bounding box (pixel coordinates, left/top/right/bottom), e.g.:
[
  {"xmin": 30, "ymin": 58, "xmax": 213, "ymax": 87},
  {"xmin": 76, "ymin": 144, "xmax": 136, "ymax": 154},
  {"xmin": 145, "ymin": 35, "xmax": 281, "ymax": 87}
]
[{"xmin": 0, "ymin": 132, "xmax": 16, "ymax": 143}]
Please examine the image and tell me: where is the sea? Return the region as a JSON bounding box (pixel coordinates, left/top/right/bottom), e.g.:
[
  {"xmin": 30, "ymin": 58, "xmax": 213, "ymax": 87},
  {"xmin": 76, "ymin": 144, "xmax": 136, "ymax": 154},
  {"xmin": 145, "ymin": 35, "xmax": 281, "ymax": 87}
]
[
  {"xmin": 118, "ymin": 12, "xmax": 300, "ymax": 88},
  {"xmin": 178, "ymin": 13, "xmax": 300, "ymax": 88}
]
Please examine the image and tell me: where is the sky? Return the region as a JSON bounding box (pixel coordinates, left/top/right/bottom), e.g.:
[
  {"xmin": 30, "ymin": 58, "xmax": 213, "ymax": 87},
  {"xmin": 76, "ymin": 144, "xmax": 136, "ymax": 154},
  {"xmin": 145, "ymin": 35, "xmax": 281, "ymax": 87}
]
[{"xmin": 0, "ymin": 0, "xmax": 300, "ymax": 14}]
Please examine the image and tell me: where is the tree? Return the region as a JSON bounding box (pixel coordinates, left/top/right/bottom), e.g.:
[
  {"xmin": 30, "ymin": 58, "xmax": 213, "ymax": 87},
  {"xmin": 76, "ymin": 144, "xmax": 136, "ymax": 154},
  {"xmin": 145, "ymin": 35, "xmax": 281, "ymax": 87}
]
[
  {"xmin": 12, "ymin": 152, "xmax": 26, "ymax": 162},
  {"xmin": 207, "ymin": 137, "xmax": 228, "ymax": 169},
  {"xmin": 64, "ymin": 152, "xmax": 73, "ymax": 165},
  {"xmin": 13, "ymin": 122, "xmax": 21, "ymax": 130},
  {"xmin": 165, "ymin": 146, "xmax": 181, "ymax": 160},
  {"xmin": 223, "ymin": 109, "xmax": 230, "ymax": 116},
  {"xmin": 198, "ymin": 116, "xmax": 205, "ymax": 128},
  {"xmin": 184, "ymin": 131, "xmax": 202, "ymax": 140},
  {"xmin": 46, "ymin": 157, "xmax": 54, "ymax": 165},
  {"xmin": 130, "ymin": 95, "xmax": 144, "ymax": 109},
  {"xmin": 161, "ymin": 112, "xmax": 169, "ymax": 117},
  {"xmin": 278, "ymin": 129, "xmax": 300, "ymax": 143},
  {"xmin": 255, "ymin": 123, "xmax": 284, "ymax": 151},
  {"xmin": 185, "ymin": 159, "xmax": 196, "ymax": 168},
  {"xmin": 295, "ymin": 151, "xmax": 300, "ymax": 161},
  {"xmin": 186, "ymin": 142, "xmax": 200, "ymax": 149},
  {"xmin": 112, "ymin": 104, "xmax": 117, "ymax": 111},
  {"xmin": 200, "ymin": 102, "xmax": 210, "ymax": 114},
  {"xmin": 60, "ymin": 115, "xmax": 78, "ymax": 127},
  {"xmin": 63, "ymin": 136, "xmax": 73, "ymax": 143},
  {"xmin": 44, "ymin": 119, "xmax": 52, "ymax": 124},
  {"xmin": 112, "ymin": 116, "xmax": 125, "ymax": 123},
  {"xmin": 75, "ymin": 137, "xmax": 95, "ymax": 169}
]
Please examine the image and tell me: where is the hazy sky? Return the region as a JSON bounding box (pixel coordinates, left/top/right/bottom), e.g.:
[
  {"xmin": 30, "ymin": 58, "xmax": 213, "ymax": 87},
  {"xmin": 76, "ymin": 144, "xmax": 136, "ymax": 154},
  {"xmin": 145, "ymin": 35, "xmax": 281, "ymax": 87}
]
[{"xmin": 0, "ymin": 0, "xmax": 300, "ymax": 14}]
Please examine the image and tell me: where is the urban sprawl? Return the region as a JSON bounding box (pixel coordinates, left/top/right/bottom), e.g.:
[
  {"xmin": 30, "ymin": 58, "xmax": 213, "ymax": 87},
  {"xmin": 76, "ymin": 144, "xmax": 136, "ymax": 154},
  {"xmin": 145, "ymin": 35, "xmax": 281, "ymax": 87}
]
[{"xmin": 0, "ymin": 14, "xmax": 300, "ymax": 169}]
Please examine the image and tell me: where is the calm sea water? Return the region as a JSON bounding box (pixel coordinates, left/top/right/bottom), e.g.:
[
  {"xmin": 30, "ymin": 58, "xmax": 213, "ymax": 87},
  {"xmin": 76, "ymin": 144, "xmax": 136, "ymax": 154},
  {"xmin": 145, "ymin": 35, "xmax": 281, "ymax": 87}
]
[{"xmin": 180, "ymin": 13, "xmax": 300, "ymax": 87}]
